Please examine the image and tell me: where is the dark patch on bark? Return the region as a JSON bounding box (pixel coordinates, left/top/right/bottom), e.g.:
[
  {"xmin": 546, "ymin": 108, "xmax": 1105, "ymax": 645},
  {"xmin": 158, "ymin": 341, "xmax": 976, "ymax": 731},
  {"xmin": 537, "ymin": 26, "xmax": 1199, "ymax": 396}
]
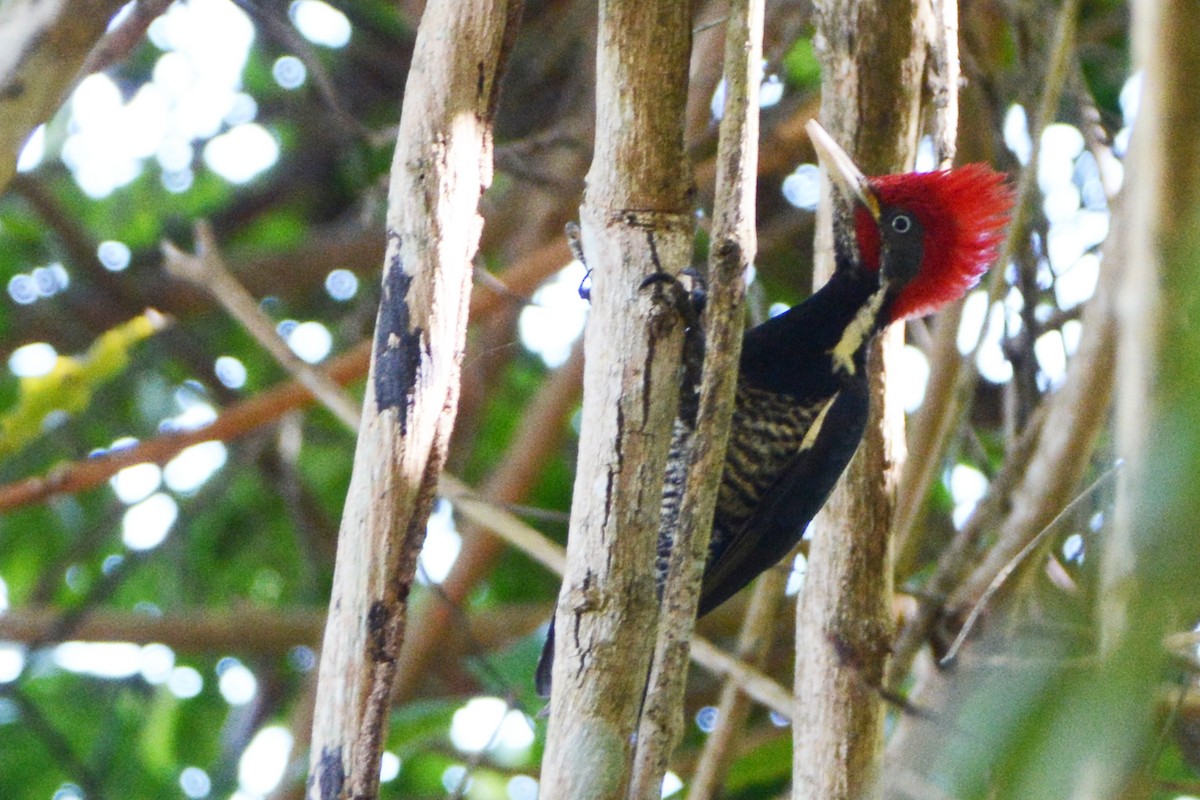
[
  {"xmin": 829, "ymin": 631, "xmax": 861, "ymax": 669},
  {"xmin": 309, "ymin": 746, "xmax": 345, "ymax": 800},
  {"xmin": 367, "ymin": 600, "xmax": 393, "ymax": 663},
  {"xmin": 1, "ymin": 79, "xmax": 25, "ymax": 100},
  {"xmin": 638, "ymin": 270, "xmax": 689, "ymax": 426},
  {"xmin": 828, "ymin": 629, "xmax": 890, "ymax": 686},
  {"xmin": 373, "ymin": 234, "xmax": 423, "ymax": 428}
]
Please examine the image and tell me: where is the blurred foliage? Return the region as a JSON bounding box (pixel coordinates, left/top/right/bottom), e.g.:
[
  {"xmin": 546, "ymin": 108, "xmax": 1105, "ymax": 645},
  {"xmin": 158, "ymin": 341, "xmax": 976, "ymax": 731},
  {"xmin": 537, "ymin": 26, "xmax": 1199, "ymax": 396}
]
[{"xmin": 0, "ymin": 312, "xmax": 165, "ymax": 459}]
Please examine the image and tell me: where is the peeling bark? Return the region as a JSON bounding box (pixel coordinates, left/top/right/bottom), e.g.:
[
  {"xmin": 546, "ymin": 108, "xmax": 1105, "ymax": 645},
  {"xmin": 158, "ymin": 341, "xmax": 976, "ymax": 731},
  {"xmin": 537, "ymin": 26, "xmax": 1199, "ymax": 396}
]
[
  {"xmin": 305, "ymin": 1, "xmax": 522, "ymax": 798},
  {"xmin": 537, "ymin": 2, "xmax": 693, "ymax": 798}
]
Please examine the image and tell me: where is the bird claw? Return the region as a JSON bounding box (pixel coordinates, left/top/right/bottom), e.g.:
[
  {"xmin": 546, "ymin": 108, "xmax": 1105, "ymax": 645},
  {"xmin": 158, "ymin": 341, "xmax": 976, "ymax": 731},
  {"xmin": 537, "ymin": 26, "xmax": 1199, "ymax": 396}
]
[
  {"xmin": 644, "ymin": 267, "xmax": 708, "ymax": 429},
  {"xmin": 638, "ymin": 266, "xmax": 707, "ymax": 327}
]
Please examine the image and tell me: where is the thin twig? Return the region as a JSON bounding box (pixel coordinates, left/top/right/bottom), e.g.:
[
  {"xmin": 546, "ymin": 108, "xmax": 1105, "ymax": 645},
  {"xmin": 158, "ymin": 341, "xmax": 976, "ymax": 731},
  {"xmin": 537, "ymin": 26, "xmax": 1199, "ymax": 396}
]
[
  {"xmin": 233, "ymin": 0, "xmax": 377, "ymax": 145},
  {"xmin": 891, "ymin": 300, "xmax": 966, "ymax": 578},
  {"xmin": 891, "ymin": 0, "xmax": 1082, "ymax": 580},
  {"xmin": 691, "ymin": 638, "xmax": 792, "ymax": 719},
  {"xmin": 887, "ymin": 401, "xmax": 1049, "ymax": 687},
  {"xmin": 1, "ymin": 688, "xmax": 108, "ymax": 800},
  {"xmin": 161, "ymin": 221, "xmax": 362, "ymax": 429},
  {"xmin": 939, "ymin": 463, "xmax": 1119, "ymax": 665},
  {"xmin": 945, "ymin": 205, "xmax": 1121, "ymax": 627}
]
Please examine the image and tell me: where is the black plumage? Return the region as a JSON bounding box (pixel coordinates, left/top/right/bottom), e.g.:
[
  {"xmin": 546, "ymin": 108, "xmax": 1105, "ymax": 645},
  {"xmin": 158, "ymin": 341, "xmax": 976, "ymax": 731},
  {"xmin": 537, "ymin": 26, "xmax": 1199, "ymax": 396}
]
[
  {"xmin": 685, "ymin": 268, "xmax": 881, "ymax": 617},
  {"xmin": 535, "ymin": 121, "xmax": 1012, "ymax": 699},
  {"xmin": 537, "ymin": 266, "xmax": 890, "ymax": 698}
]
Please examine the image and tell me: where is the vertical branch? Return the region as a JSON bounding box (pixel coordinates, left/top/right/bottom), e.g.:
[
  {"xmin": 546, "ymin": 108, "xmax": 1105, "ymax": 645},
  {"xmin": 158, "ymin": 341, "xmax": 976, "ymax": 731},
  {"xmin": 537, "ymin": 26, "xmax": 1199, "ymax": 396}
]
[
  {"xmin": 943, "ymin": 249, "xmax": 1117, "ymax": 620},
  {"xmin": 537, "ymin": 2, "xmax": 693, "ymax": 798},
  {"xmin": 892, "ymin": 0, "xmax": 1079, "ymax": 581},
  {"xmin": 793, "ymin": 1, "xmax": 927, "ymax": 798},
  {"xmin": 925, "ymin": 0, "xmax": 958, "ymax": 168},
  {"xmin": 889, "ymin": 0, "xmax": 961, "ymax": 578},
  {"xmin": 628, "ymin": 0, "xmax": 763, "ymax": 797},
  {"xmin": 881, "ymin": 224, "xmax": 1120, "ymax": 797},
  {"xmin": 687, "ymin": 562, "xmax": 788, "ymax": 800},
  {"xmin": 1071, "ymin": 1, "xmax": 1200, "ymax": 795},
  {"xmin": 389, "ymin": 342, "xmax": 584, "ymax": 704},
  {"xmin": 305, "ymin": 1, "xmax": 522, "ymax": 798}
]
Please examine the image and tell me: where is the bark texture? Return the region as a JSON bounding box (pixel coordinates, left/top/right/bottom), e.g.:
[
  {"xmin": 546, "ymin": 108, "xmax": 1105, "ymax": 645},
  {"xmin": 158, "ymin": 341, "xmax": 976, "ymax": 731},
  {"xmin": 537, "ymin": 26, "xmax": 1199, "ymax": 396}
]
[
  {"xmin": 537, "ymin": 3, "xmax": 693, "ymax": 798},
  {"xmin": 628, "ymin": 0, "xmax": 762, "ymax": 796},
  {"xmin": 793, "ymin": 1, "xmax": 930, "ymax": 798},
  {"xmin": 0, "ymin": 0, "xmax": 128, "ymax": 193},
  {"xmin": 305, "ymin": 1, "xmax": 521, "ymax": 798}
]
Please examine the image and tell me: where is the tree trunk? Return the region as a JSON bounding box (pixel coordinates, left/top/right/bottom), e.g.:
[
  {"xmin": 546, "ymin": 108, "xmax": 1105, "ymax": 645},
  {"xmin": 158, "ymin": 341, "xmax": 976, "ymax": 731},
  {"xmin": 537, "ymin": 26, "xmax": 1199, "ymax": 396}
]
[
  {"xmin": 537, "ymin": 2, "xmax": 693, "ymax": 798},
  {"xmin": 629, "ymin": 0, "xmax": 762, "ymax": 796},
  {"xmin": 305, "ymin": 1, "xmax": 521, "ymax": 798},
  {"xmin": 792, "ymin": 1, "xmax": 932, "ymax": 798}
]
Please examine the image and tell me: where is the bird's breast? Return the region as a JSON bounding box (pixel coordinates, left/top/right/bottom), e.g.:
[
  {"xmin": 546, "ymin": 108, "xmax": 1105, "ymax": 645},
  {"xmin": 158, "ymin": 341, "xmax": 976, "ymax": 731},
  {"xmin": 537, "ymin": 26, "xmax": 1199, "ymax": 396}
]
[
  {"xmin": 656, "ymin": 380, "xmax": 831, "ymax": 579},
  {"xmin": 711, "ymin": 382, "xmax": 829, "ymax": 554}
]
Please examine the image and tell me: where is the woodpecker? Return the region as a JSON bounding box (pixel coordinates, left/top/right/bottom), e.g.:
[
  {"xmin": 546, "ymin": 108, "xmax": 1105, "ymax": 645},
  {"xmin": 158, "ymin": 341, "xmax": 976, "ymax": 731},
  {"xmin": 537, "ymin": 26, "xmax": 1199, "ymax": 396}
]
[{"xmin": 536, "ymin": 121, "xmax": 1012, "ymax": 697}]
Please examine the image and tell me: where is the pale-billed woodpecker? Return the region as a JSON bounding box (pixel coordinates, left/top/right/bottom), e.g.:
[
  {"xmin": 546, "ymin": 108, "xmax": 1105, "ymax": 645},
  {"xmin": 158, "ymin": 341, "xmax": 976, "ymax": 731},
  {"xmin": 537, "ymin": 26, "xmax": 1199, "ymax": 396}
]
[{"xmin": 535, "ymin": 121, "xmax": 1012, "ymax": 697}]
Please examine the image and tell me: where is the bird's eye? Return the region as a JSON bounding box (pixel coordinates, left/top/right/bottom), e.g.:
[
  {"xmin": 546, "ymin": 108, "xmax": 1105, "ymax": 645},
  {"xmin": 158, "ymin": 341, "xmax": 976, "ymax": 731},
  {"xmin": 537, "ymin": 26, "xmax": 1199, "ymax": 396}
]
[{"xmin": 891, "ymin": 214, "xmax": 912, "ymax": 234}]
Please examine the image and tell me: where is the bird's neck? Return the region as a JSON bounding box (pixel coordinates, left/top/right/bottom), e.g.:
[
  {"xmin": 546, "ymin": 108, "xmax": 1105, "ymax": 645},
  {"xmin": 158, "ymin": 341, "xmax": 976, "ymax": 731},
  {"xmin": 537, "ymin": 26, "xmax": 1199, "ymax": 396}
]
[{"xmin": 738, "ymin": 268, "xmax": 886, "ymax": 398}]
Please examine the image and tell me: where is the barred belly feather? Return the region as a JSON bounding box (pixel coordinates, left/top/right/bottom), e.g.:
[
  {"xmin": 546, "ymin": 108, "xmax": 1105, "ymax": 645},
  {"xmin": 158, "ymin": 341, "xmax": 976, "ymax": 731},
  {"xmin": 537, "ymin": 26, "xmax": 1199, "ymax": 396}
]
[{"xmin": 655, "ymin": 381, "xmax": 824, "ymax": 587}]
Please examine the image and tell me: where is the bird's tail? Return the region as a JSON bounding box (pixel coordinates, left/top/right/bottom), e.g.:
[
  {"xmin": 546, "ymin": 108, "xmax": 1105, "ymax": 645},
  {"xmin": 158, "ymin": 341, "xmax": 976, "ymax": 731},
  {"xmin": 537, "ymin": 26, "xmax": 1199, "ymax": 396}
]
[{"xmin": 534, "ymin": 613, "xmax": 555, "ymax": 698}]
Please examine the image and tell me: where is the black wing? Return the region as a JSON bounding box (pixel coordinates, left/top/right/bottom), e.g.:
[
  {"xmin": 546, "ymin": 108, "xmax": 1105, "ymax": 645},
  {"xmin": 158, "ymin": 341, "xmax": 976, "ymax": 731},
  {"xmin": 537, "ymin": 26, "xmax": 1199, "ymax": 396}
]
[
  {"xmin": 535, "ymin": 614, "xmax": 556, "ymax": 698},
  {"xmin": 696, "ymin": 375, "xmax": 870, "ymax": 617}
]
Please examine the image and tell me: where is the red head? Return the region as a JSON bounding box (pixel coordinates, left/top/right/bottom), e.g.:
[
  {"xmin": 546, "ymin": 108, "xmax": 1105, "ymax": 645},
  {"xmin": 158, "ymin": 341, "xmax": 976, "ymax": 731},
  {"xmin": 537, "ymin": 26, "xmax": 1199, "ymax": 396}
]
[
  {"xmin": 856, "ymin": 166, "xmax": 1013, "ymax": 321},
  {"xmin": 806, "ymin": 121, "xmax": 1013, "ymax": 323}
]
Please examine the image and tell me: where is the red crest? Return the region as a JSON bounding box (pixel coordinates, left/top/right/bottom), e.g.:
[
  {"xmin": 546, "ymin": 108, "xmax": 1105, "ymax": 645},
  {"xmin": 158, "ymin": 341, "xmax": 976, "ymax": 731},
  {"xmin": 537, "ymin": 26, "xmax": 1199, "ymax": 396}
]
[{"xmin": 854, "ymin": 164, "xmax": 1014, "ymax": 321}]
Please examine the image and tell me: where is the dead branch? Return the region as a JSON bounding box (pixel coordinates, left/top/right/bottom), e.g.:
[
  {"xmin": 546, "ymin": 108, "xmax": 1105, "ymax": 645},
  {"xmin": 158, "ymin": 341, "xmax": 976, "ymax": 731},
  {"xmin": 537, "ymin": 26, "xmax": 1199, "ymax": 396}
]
[
  {"xmin": 630, "ymin": 1, "xmax": 761, "ymax": 796},
  {"xmin": 305, "ymin": 1, "xmax": 523, "ymax": 797},
  {"xmin": 538, "ymin": 2, "xmax": 694, "ymax": 796},
  {"xmin": 390, "ymin": 341, "xmax": 584, "ymax": 702},
  {"xmin": 162, "ymin": 221, "xmax": 361, "ymax": 429},
  {"xmin": 792, "ymin": 0, "xmax": 929, "ymax": 796}
]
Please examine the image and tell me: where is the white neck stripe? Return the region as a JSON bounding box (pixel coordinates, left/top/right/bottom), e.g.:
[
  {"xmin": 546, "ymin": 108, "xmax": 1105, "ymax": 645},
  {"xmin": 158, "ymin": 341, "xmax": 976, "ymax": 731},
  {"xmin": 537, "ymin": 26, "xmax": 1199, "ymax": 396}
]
[{"xmin": 829, "ymin": 287, "xmax": 887, "ymax": 376}]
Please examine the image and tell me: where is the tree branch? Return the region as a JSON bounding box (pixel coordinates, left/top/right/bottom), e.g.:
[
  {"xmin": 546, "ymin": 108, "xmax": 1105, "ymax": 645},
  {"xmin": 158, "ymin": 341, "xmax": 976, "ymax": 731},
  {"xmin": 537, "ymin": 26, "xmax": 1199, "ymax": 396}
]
[
  {"xmin": 793, "ymin": 1, "xmax": 927, "ymax": 797},
  {"xmin": 538, "ymin": 2, "xmax": 693, "ymax": 796},
  {"xmin": 162, "ymin": 221, "xmax": 361, "ymax": 429},
  {"xmin": 891, "ymin": 0, "xmax": 1082, "ymax": 580},
  {"xmin": 0, "ymin": 0, "xmax": 129, "ymax": 193},
  {"xmin": 629, "ymin": 0, "xmax": 761, "ymax": 794},
  {"xmin": 305, "ymin": 0, "xmax": 523, "ymax": 796},
  {"xmin": 941, "ymin": 224, "xmax": 1117, "ymax": 632},
  {"xmin": 390, "ymin": 342, "xmax": 583, "ymax": 702},
  {"xmin": 0, "ymin": 607, "xmax": 324, "ymax": 653}
]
